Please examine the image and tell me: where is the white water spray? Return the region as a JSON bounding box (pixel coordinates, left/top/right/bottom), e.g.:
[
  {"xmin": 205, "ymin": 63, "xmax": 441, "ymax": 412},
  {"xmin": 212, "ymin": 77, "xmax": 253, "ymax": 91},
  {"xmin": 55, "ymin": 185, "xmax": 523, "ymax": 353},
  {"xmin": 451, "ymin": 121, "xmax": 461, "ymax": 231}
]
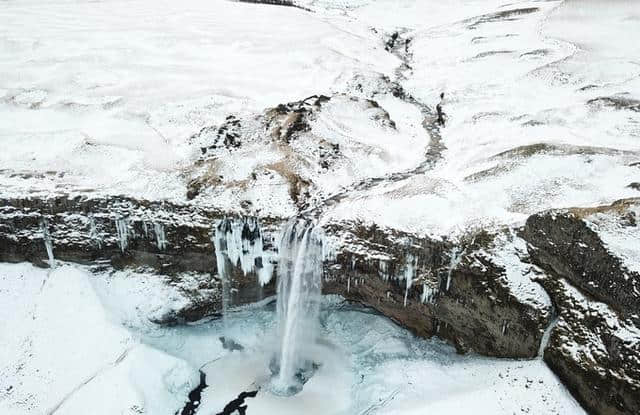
[{"xmin": 271, "ymin": 219, "xmax": 324, "ymax": 396}]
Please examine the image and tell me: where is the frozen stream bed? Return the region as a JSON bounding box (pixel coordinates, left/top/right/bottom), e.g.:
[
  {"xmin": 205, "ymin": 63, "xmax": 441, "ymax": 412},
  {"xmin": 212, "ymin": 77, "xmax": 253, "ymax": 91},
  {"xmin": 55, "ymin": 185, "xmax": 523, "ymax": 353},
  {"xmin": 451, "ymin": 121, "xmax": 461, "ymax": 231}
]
[{"xmin": 0, "ymin": 263, "xmax": 585, "ymax": 414}]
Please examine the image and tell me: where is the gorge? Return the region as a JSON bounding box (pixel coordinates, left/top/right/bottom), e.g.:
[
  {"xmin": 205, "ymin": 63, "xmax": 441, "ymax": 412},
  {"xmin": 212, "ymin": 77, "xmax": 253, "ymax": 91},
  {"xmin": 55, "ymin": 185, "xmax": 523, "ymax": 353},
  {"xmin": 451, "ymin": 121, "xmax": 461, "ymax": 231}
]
[{"xmin": 1, "ymin": 0, "xmax": 639, "ymax": 414}]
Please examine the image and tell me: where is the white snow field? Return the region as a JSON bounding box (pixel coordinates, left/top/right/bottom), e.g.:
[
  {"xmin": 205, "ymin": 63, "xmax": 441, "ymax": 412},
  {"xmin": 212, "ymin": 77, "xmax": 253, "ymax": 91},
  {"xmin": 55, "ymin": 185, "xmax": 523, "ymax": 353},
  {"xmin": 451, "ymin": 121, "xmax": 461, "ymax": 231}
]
[
  {"xmin": 1, "ymin": 0, "xmax": 638, "ymax": 413},
  {"xmin": 1, "ymin": 0, "xmax": 638, "ymax": 233},
  {"xmin": 0, "ymin": 263, "xmax": 199, "ymax": 415},
  {"xmin": 0, "ymin": 263, "xmax": 586, "ymax": 414}
]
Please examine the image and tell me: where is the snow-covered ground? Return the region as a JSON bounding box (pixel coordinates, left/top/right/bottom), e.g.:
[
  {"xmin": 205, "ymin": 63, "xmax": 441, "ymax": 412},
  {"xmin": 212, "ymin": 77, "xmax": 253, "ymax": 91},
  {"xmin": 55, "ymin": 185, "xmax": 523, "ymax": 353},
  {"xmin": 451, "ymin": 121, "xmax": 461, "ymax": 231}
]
[
  {"xmin": 0, "ymin": 263, "xmax": 586, "ymax": 414},
  {"xmin": 2, "ymin": 0, "xmax": 638, "ymax": 237},
  {"xmin": 0, "ymin": 263, "xmax": 199, "ymax": 415},
  {"xmin": 323, "ymin": 0, "xmax": 640, "ymax": 236},
  {"xmin": 0, "ymin": 0, "xmax": 397, "ymax": 201}
]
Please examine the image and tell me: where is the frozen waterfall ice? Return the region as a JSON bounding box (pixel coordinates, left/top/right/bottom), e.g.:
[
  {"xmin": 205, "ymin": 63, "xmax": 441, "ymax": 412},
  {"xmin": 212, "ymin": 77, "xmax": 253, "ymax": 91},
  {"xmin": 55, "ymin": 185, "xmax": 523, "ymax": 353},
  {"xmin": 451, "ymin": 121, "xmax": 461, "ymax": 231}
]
[
  {"xmin": 270, "ymin": 219, "xmax": 324, "ymax": 396},
  {"xmin": 40, "ymin": 218, "xmax": 55, "ymax": 269},
  {"xmin": 212, "ymin": 217, "xmax": 269, "ymax": 331}
]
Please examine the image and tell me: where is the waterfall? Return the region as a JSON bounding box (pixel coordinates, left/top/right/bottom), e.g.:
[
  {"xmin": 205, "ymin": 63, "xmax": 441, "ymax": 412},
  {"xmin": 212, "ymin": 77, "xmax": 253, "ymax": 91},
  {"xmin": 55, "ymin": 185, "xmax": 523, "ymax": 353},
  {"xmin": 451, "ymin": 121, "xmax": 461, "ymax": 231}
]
[
  {"xmin": 403, "ymin": 254, "xmax": 416, "ymax": 307},
  {"xmin": 41, "ymin": 218, "xmax": 55, "ymax": 269},
  {"xmin": 271, "ymin": 219, "xmax": 324, "ymax": 396},
  {"xmin": 445, "ymin": 246, "xmax": 463, "ymax": 291},
  {"xmin": 539, "ymin": 316, "xmax": 559, "ymax": 357}
]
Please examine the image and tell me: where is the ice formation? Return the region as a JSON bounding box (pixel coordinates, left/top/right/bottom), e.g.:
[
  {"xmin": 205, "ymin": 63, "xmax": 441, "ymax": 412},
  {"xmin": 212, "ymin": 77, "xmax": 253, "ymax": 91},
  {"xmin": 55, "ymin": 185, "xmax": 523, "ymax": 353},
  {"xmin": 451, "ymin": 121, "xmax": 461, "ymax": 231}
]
[
  {"xmin": 89, "ymin": 216, "xmax": 102, "ymax": 249},
  {"xmin": 421, "ymin": 282, "xmax": 437, "ymax": 304},
  {"xmin": 445, "ymin": 246, "xmax": 463, "ymax": 292},
  {"xmin": 154, "ymin": 222, "xmax": 167, "ymax": 250},
  {"xmin": 115, "ymin": 217, "xmax": 129, "ymax": 253},
  {"xmin": 403, "ymin": 254, "xmax": 416, "ymax": 307},
  {"xmin": 213, "ymin": 218, "xmax": 264, "ymax": 276},
  {"xmin": 40, "ymin": 218, "xmax": 55, "ymax": 269},
  {"xmin": 271, "ymin": 219, "xmax": 325, "ymax": 396},
  {"xmin": 212, "ymin": 217, "xmax": 270, "ymax": 328}
]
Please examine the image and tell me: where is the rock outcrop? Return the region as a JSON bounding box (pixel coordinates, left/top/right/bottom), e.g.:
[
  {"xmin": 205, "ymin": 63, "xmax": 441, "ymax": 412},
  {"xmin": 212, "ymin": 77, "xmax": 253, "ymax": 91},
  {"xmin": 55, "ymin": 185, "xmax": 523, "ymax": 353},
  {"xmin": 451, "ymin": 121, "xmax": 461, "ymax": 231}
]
[
  {"xmin": 4, "ymin": 193, "xmax": 639, "ymax": 413},
  {"xmin": 323, "ymin": 223, "xmax": 551, "ymax": 358},
  {"xmin": 522, "ymin": 198, "xmax": 640, "ymax": 415},
  {"xmin": 1, "ymin": 194, "xmax": 550, "ymax": 359}
]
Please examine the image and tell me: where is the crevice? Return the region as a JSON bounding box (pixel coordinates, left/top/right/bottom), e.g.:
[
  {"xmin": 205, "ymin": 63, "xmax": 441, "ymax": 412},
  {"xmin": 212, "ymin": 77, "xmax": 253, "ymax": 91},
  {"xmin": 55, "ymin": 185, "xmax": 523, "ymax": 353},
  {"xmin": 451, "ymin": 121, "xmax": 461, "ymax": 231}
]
[
  {"xmin": 177, "ymin": 371, "xmax": 208, "ymax": 415},
  {"xmin": 216, "ymin": 390, "xmax": 258, "ymax": 415},
  {"xmin": 47, "ymin": 347, "xmax": 133, "ymax": 415}
]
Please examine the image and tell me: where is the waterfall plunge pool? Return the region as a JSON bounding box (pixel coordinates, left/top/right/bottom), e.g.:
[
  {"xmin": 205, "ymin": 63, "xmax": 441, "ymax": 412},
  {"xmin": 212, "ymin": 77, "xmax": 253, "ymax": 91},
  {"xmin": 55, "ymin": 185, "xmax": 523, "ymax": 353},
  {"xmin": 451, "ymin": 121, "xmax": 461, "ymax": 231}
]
[{"xmin": 0, "ymin": 262, "xmax": 586, "ymax": 415}]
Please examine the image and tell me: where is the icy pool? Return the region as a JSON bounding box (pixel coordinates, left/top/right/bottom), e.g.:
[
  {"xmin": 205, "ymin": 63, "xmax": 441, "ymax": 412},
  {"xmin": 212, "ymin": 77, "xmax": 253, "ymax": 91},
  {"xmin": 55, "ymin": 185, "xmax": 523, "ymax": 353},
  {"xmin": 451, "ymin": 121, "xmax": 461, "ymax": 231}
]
[{"xmin": 0, "ymin": 263, "xmax": 585, "ymax": 414}]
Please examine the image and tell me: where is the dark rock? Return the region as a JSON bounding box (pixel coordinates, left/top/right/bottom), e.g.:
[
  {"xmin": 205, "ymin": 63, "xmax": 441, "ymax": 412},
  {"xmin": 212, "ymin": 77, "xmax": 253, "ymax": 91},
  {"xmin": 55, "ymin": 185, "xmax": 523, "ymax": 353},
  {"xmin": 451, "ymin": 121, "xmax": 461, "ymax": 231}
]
[
  {"xmin": 522, "ymin": 198, "xmax": 640, "ymax": 415},
  {"xmin": 322, "ymin": 223, "xmax": 551, "ymax": 358},
  {"xmin": 522, "ymin": 198, "xmax": 640, "ymax": 318},
  {"xmin": 0, "ymin": 194, "xmax": 550, "ymax": 359}
]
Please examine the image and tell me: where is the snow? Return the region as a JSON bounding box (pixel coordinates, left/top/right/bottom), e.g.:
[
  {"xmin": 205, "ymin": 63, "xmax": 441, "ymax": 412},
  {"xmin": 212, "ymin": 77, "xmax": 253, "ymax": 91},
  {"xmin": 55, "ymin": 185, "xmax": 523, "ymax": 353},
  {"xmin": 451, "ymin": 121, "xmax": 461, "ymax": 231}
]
[
  {"xmin": 53, "ymin": 345, "xmax": 199, "ymax": 415},
  {"xmin": 1, "ymin": 262, "xmax": 585, "ymax": 414},
  {"xmin": 321, "ymin": 0, "xmax": 640, "ymax": 237},
  {"xmin": 0, "ymin": 263, "xmax": 198, "ymax": 415},
  {"xmin": 0, "ymin": 0, "xmax": 397, "ymax": 203},
  {"xmin": 583, "ymin": 204, "xmax": 640, "ymax": 275},
  {"xmin": 485, "ymin": 231, "xmax": 553, "ymax": 311},
  {"xmin": 1, "ymin": 0, "xmax": 638, "ymax": 233}
]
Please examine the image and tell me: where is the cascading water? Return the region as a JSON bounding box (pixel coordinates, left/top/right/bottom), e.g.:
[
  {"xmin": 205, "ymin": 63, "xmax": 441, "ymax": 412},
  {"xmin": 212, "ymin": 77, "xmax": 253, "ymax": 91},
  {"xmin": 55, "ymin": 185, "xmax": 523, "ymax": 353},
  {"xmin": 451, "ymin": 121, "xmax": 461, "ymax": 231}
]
[
  {"xmin": 270, "ymin": 219, "xmax": 324, "ymax": 396},
  {"xmin": 445, "ymin": 246, "xmax": 463, "ymax": 291}
]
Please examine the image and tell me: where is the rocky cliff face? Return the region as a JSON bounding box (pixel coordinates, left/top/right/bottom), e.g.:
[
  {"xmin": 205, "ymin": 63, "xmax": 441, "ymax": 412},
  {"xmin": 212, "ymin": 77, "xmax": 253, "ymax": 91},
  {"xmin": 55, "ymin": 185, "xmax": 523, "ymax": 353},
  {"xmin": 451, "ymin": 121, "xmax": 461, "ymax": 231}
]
[
  {"xmin": 522, "ymin": 198, "xmax": 640, "ymax": 415},
  {"xmin": 2, "ymin": 194, "xmax": 548, "ymax": 359},
  {"xmin": 323, "ymin": 223, "xmax": 551, "ymax": 358},
  {"xmin": 3, "ymin": 193, "xmax": 640, "ymax": 414}
]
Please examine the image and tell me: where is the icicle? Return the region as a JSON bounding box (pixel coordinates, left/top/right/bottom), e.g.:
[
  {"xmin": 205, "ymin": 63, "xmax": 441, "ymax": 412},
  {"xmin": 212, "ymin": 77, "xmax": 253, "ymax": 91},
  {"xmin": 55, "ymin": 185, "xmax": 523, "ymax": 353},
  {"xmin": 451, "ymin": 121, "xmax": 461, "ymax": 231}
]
[
  {"xmin": 89, "ymin": 215, "xmax": 102, "ymax": 249},
  {"xmin": 115, "ymin": 217, "xmax": 129, "ymax": 252},
  {"xmin": 421, "ymin": 283, "xmax": 437, "ymax": 304},
  {"xmin": 258, "ymin": 259, "xmax": 275, "ymax": 286},
  {"xmin": 347, "ymin": 277, "xmax": 351, "ymax": 293},
  {"xmin": 403, "ymin": 254, "xmax": 416, "ymax": 307},
  {"xmin": 445, "ymin": 246, "xmax": 463, "ymax": 291},
  {"xmin": 212, "ymin": 221, "xmax": 232, "ymax": 332},
  {"xmin": 214, "ymin": 218, "xmax": 266, "ymax": 285},
  {"xmin": 502, "ymin": 320, "xmax": 509, "ymax": 335},
  {"xmin": 379, "ymin": 260, "xmax": 388, "ymax": 281},
  {"xmin": 154, "ymin": 222, "xmax": 167, "ymax": 250},
  {"xmin": 271, "ymin": 219, "xmax": 324, "ymax": 396},
  {"xmin": 143, "ymin": 221, "xmax": 149, "ymax": 237},
  {"xmin": 40, "ymin": 218, "xmax": 55, "ymax": 269}
]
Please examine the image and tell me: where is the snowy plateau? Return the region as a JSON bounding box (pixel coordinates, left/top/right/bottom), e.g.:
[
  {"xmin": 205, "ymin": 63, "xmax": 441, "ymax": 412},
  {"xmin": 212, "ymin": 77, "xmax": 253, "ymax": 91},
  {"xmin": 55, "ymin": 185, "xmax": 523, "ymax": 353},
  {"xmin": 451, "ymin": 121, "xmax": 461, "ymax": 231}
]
[{"xmin": 0, "ymin": 0, "xmax": 639, "ymax": 414}]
